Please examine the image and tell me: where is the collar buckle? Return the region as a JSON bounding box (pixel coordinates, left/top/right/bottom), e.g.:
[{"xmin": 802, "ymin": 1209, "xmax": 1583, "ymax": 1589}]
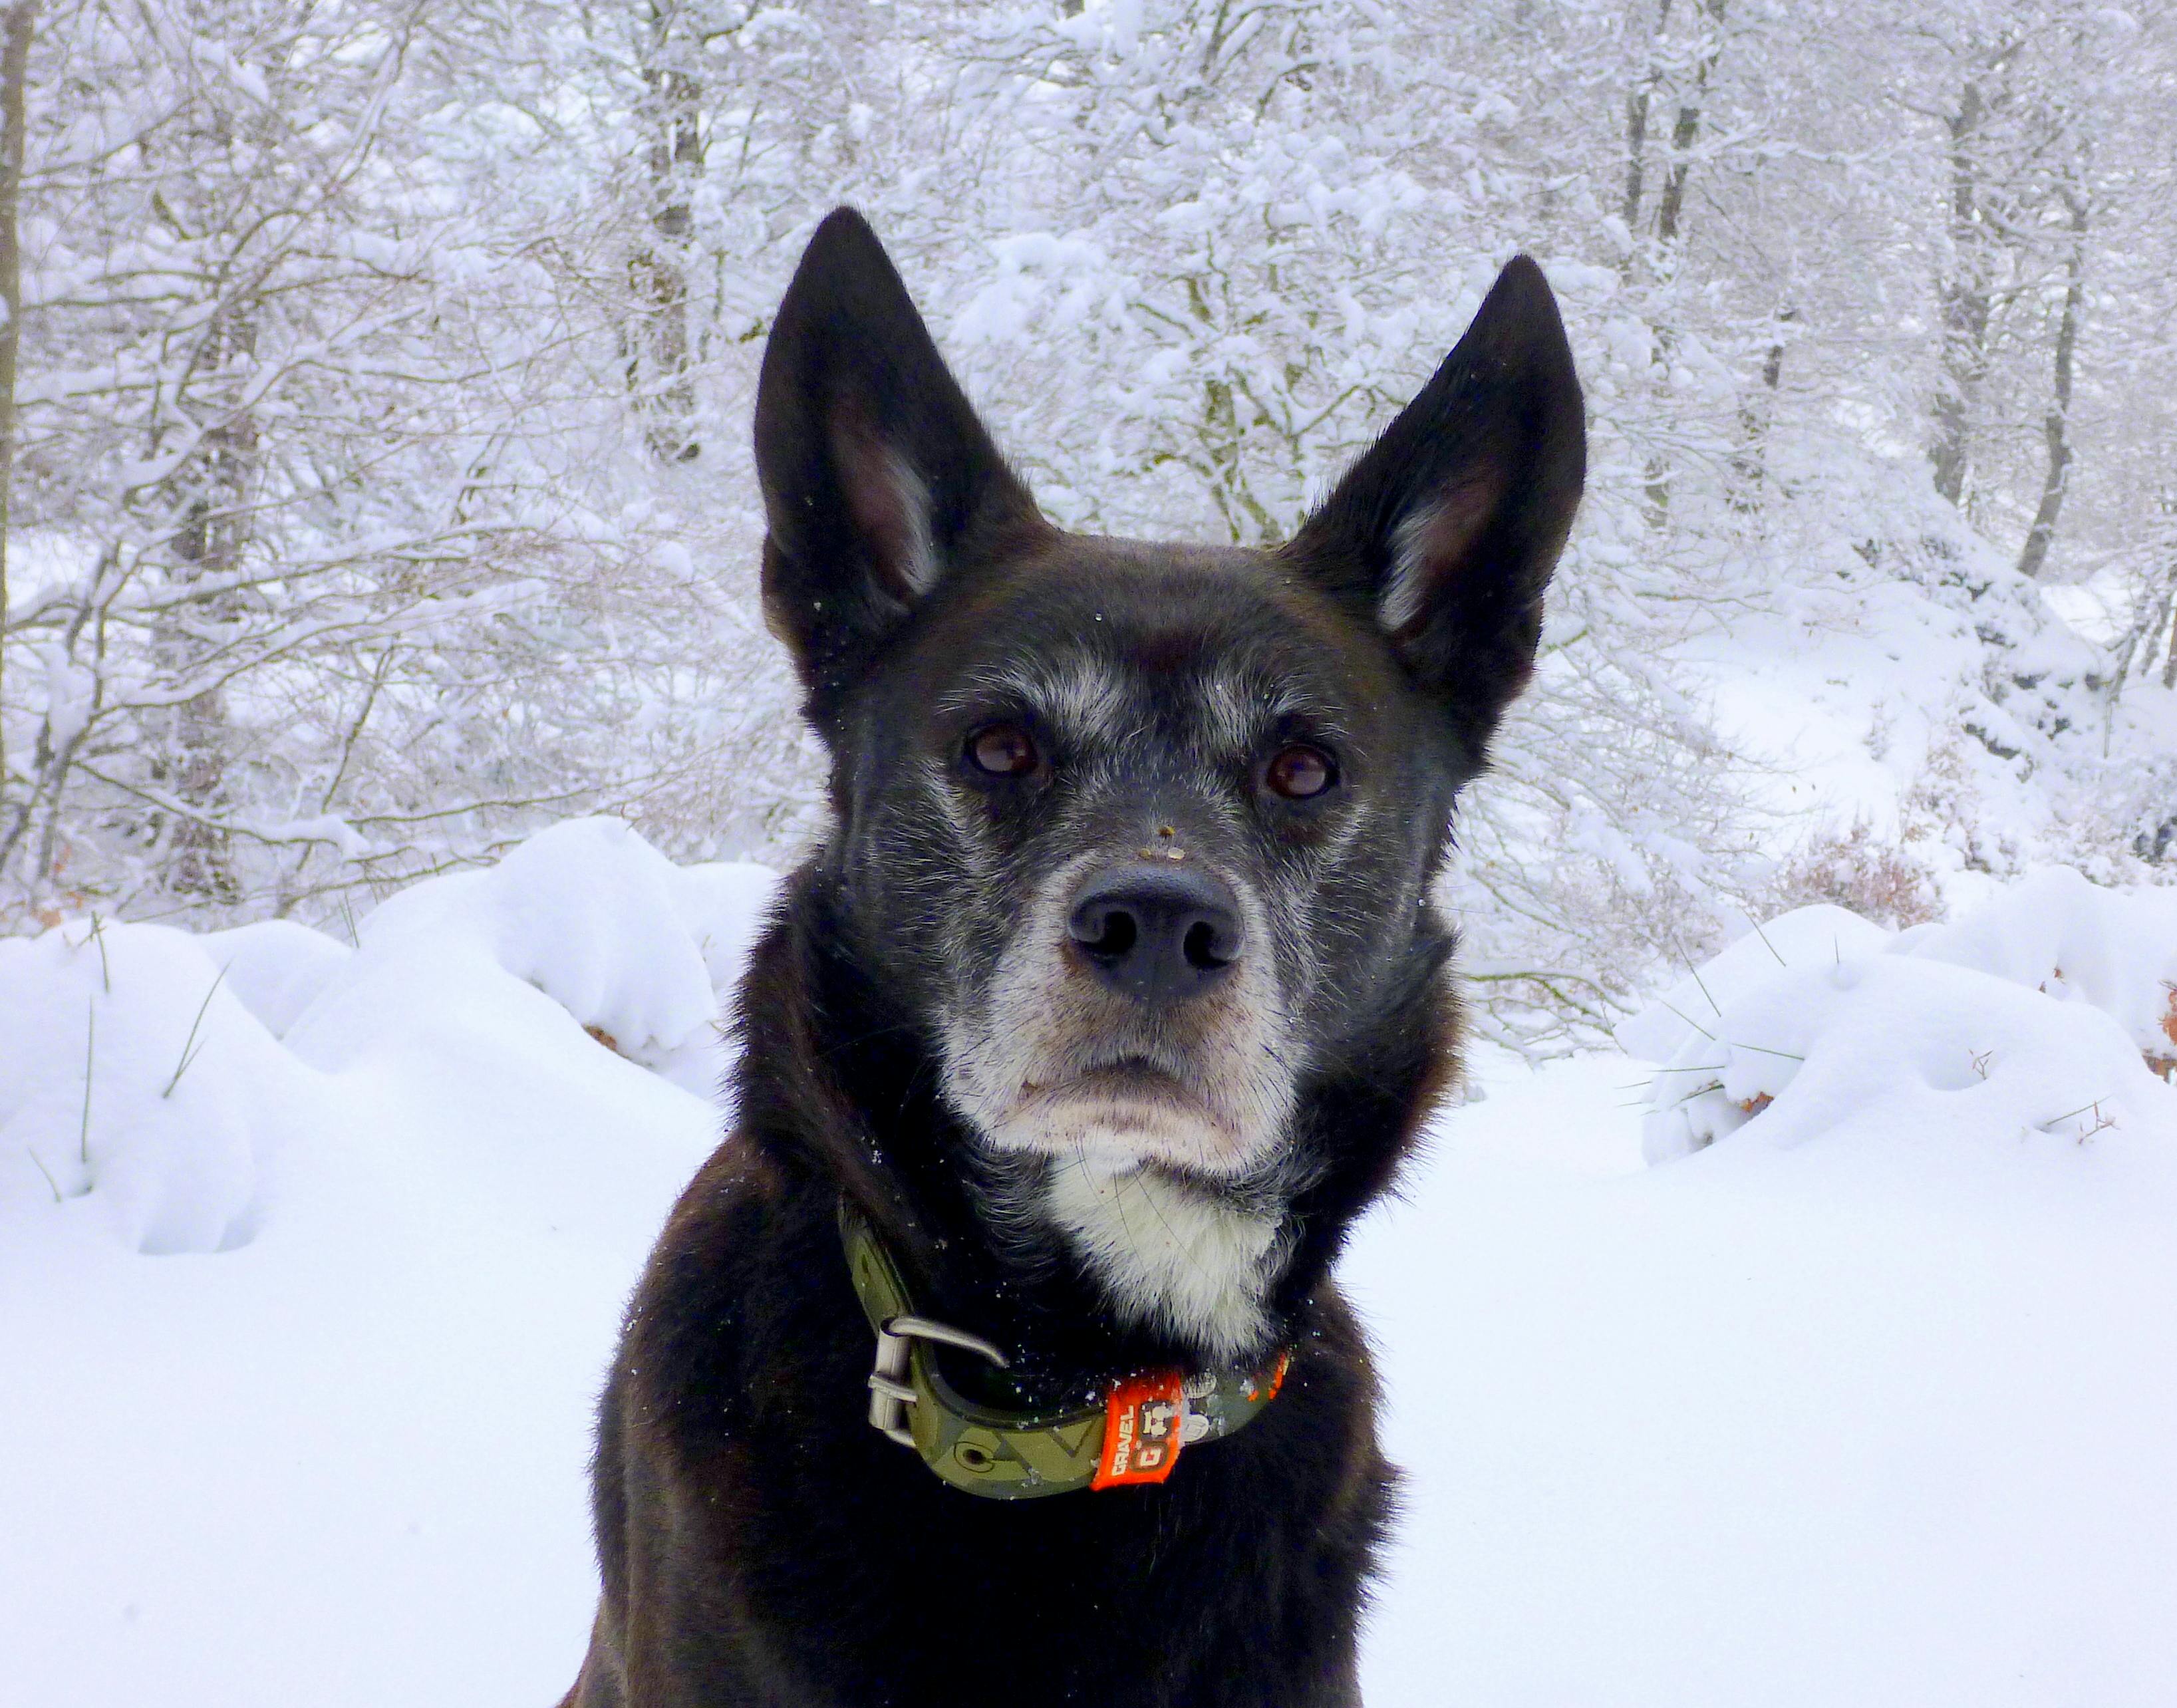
[{"xmin": 866, "ymin": 1312, "xmax": 1008, "ymax": 1448}]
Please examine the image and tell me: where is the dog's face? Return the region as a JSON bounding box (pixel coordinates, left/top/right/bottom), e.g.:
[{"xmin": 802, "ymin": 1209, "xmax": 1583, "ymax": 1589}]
[
  {"xmin": 831, "ymin": 543, "xmax": 1455, "ymax": 1355},
  {"xmin": 897, "ymin": 545, "xmax": 1424, "ymax": 1189},
  {"xmin": 755, "ymin": 211, "xmax": 1583, "ymax": 1359}
]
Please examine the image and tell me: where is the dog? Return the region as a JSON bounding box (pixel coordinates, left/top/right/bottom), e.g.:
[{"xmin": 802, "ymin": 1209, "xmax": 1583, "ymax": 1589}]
[{"xmin": 563, "ymin": 207, "xmax": 1583, "ymax": 1708}]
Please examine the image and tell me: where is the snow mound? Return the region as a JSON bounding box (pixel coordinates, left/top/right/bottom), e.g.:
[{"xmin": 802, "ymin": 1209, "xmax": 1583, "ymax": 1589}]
[
  {"xmin": 0, "ymin": 920, "xmax": 318, "ymax": 1253},
  {"xmin": 378, "ymin": 817, "xmax": 718, "ymax": 1059},
  {"xmin": 0, "ymin": 820, "xmax": 782, "ymax": 1258},
  {"xmin": 1613, "ymin": 903, "xmax": 1889, "ymax": 1061},
  {"xmin": 669, "ymin": 859, "xmax": 786, "ymax": 998},
  {"xmin": 1895, "ymin": 866, "xmax": 2177, "ymax": 1066},
  {"xmin": 198, "ymin": 917, "xmax": 353, "ymax": 1038},
  {"xmin": 1630, "ymin": 869, "xmax": 2177, "ymax": 1165},
  {"xmin": 289, "ymin": 817, "xmax": 765, "ymax": 1095}
]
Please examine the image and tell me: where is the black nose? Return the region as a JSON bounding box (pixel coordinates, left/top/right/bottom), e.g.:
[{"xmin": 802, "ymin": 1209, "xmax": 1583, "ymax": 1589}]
[{"xmin": 1066, "ymin": 863, "xmax": 1244, "ymax": 1003}]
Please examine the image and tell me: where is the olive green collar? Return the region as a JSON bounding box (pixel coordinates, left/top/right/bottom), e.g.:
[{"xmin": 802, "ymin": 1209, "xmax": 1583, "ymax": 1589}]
[{"xmin": 839, "ymin": 1199, "xmax": 1289, "ymax": 1499}]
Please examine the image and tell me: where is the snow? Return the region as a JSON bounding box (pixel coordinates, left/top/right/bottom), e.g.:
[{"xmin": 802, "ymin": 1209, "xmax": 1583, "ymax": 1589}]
[
  {"xmin": 7, "ymin": 822, "xmax": 2177, "ymax": 1705},
  {"xmin": 287, "ymin": 817, "xmax": 779, "ymax": 1099},
  {"xmin": 1896, "ymin": 865, "xmax": 2177, "ymax": 1062},
  {"xmin": 1612, "ymin": 902, "xmax": 1890, "ymax": 1062},
  {"xmin": 1353, "ymin": 1043, "xmax": 2177, "ymax": 1707},
  {"xmin": 198, "ymin": 918, "xmax": 353, "ymax": 1038},
  {"xmin": 0, "ymin": 920, "xmax": 319, "ymax": 1254},
  {"xmin": 1628, "ymin": 872, "xmax": 2177, "ymax": 1164}
]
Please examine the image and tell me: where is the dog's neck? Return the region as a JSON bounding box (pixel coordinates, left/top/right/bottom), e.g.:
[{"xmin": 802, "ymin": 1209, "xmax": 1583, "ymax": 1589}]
[
  {"xmin": 1029, "ymin": 1155, "xmax": 1292, "ymax": 1362},
  {"xmin": 740, "ymin": 867, "xmax": 1453, "ymax": 1395}
]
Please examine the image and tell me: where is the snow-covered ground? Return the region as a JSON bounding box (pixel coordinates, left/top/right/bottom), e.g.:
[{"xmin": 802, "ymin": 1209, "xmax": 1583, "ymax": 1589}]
[{"xmin": 7, "ymin": 819, "xmax": 2177, "ymax": 1706}]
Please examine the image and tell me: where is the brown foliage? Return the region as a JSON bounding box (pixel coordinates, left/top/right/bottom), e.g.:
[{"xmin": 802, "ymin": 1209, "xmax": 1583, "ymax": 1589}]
[{"xmin": 1771, "ymin": 822, "xmax": 1944, "ymax": 930}]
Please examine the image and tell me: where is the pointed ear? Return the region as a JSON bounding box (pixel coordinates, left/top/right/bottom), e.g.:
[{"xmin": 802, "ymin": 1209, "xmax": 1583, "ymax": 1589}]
[
  {"xmin": 1286, "ymin": 255, "xmax": 1584, "ymax": 756},
  {"xmin": 755, "ymin": 208, "xmax": 1043, "ymax": 718}
]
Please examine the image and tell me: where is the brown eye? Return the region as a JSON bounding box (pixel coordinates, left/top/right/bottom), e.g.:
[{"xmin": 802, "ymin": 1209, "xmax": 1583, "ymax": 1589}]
[
  {"xmin": 1264, "ymin": 744, "xmax": 1336, "ymax": 801},
  {"xmin": 966, "ymin": 722, "xmax": 1040, "ymax": 778}
]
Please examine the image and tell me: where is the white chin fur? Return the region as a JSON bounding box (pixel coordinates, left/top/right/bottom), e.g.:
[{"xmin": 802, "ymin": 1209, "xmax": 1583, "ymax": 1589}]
[{"xmin": 1043, "ymin": 1152, "xmax": 1279, "ymax": 1361}]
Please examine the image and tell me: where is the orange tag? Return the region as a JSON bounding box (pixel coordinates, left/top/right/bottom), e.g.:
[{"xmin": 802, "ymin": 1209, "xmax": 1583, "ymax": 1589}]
[{"xmin": 1092, "ymin": 1370, "xmax": 1189, "ymax": 1490}]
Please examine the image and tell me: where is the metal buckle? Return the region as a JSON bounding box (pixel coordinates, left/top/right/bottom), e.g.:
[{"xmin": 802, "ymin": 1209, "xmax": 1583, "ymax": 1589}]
[{"xmin": 865, "ymin": 1314, "xmax": 1010, "ymax": 1449}]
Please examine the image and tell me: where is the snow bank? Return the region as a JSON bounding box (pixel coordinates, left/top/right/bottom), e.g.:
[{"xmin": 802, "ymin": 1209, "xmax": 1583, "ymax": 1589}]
[
  {"xmin": 285, "ymin": 817, "xmax": 780, "ymax": 1097},
  {"xmin": 1, "ymin": 818, "xmax": 788, "ymax": 1705},
  {"xmin": 310, "ymin": 817, "xmax": 713, "ymax": 1061},
  {"xmin": 12, "ymin": 831, "xmax": 2177, "ymax": 1706},
  {"xmin": 1612, "ymin": 901, "xmax": 1889, "ymax": 1062},
  {"xmin": 198, "ymin": 917, "xmax": 352, "ymax": 1038},
  {"xmin": 670, "ymin": 858, "xmax": 788, "ymax": 1000},
  {"xmin": 1895, "ymin": 865, "xmax": 2177, "ymax": 1066},
  {"xmin": 1628, "ymin": 870, "xmax": 2177, "ymax": 1165},
  {"xmin": 1, "ymin": 819, "xmax": 782, "ymax": 1255},
  {"xmin": 0, "ymin": 920, "xmax": 319, "ymax": 1253}
]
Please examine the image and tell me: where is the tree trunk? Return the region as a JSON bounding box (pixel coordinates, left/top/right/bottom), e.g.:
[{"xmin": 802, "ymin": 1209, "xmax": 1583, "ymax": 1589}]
[
  {"xmin": 158, "ymin": 297, "xmax": 256, "ymax": 903},
  {"xmin": 1929, "ymin": 45, "xmax": 2017, "ymax": 506},
  {"xmin": 1619, "ymin": 0, "xmax": 1673, "ymax": 277},
  {"xmin": 1641, "ymin": 0, "xmax": 1725, "ymax": 529},
  {"xmin": 2162, "ymin": 557, "xmax": 2177, "ymax": 692},
  {"xmin": 0, "ymin": 1, "xmax": 35, "ymax": 869},
  {"xmin": 2014, "ymin": 187, "xmax": 2087, "ymax": 579},
  {"xmin": 1654, "ymin": 0, "xmax": 1724, "ymax": 251},
  {"xmin": 1729, "ymin": 305, "xmax": 1793, "ymax": 508},
  {"xmin": 629, "ymin": 1, "xmax": 702, "ymax": 464}
]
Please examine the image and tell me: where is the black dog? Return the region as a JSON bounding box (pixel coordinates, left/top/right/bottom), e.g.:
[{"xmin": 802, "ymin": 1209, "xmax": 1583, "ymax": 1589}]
[{"xmin": 564, "ymin": 208, "xmax": 1582, "ymax": 1707}]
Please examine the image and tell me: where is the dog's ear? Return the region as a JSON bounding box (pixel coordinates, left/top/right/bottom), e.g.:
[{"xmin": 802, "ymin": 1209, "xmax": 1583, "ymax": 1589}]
[
  {"xmin": 1286, "ymin": 256, "xmax": 1584, "ymax": 756},
  {"xmin": 756, "ymin": 208, "xmax": 1042, "ymax": 717}
]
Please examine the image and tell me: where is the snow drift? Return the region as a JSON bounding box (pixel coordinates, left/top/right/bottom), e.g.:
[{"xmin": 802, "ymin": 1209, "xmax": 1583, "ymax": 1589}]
[
  {"xmin": 0, "ymin": 818, "xmax": 781, "ymax": 1253},
  {"xmin": 1628, "ymin": 869, "xmax": 2177, "ymax": 1166},
  {"xmin": 7, "ymin": 822, "xmax": 2177, "ymax": 1707}
]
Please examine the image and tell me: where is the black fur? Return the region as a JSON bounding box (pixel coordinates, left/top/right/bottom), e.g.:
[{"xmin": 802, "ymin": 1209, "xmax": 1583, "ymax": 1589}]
[{"xmin": 565, "ymin": 208, "xmax": 1584, "ymax": 1708}]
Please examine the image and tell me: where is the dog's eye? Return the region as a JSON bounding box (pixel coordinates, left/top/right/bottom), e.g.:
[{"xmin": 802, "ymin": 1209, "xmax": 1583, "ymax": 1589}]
[
  {"xmin": 1264, "ymin": 744, "xmax": 1337, "ymax": 801},
  {"xmin": 966, "ymin": 722, "xmax": 1040, "ymax": 778}
]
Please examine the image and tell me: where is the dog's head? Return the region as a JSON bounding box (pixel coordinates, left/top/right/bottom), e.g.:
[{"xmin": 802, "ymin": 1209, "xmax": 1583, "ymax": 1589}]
[{"xmin": 756, "ymin": 210, "xmax": 1582, "ymax": 1359}]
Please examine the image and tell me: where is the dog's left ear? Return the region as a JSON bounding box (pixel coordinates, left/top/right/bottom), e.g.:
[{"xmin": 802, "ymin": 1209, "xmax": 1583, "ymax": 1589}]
[
  {"xmin": 1287, "ymin": 255, "xmax": 1584, "ymax": 756},
  {"xmin": 756, "ymin": 208, "xmax": 1044, "ymax": 721}
]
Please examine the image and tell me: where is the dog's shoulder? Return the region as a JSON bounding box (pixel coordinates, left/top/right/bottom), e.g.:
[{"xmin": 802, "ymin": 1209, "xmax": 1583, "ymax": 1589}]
[{"xmin": 615, "ymin": 1124, "xmax": 839, "ymax": 1431}]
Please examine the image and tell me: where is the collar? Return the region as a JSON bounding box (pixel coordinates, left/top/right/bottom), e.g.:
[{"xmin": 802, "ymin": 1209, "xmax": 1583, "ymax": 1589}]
[{"xmin": 838, "ymin": 1198, "xmax": 1290, "ymax": 1500}]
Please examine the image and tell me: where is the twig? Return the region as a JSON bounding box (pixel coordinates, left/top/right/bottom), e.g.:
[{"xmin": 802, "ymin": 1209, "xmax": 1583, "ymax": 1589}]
[
  {"xmin": 162, "ymin": 965, "xmax": 227, "ymax": 1098},
  {"xmin": 86, "ymin": 909, "xmax": 110, "ymax": 992},
  {"xmin": 1664, "ymin": 1079, "xmax": 1726, "ymax": 1110},
  {"xmin": 79, "ymin": 998, "xmax": 94, "ymax": 1164},
  {"xmin": 25, "ymin": 1147, "xmax": 61, "ymax": 1204},
  {"xmin": 1751, "ymin": 917, "xmax": 1787, "ymax": 966},
  {"xmin": 1657, "ymin": 924, "xmax": 1726, "ymax": 1018},
  {"xmin": 2044, "ymin": 1097, "xmax": 2116, "ymax": 1140},
  {"xmin": 1656, "ymin": 996, "xmax": 1716, "ymax": 1041}
]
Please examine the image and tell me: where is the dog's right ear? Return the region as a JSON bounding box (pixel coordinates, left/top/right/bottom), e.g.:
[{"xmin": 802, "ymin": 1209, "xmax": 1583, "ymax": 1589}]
[
  {"xmin": 1285, "ymin": 256, "xmax": 1584, "ymax": 760},
  {"xmin": 756, "ymin": 208, "xmax": 1042, "ymax": 719}
]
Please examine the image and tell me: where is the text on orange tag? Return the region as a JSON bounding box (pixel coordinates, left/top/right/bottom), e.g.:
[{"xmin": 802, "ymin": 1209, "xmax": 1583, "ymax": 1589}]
[{"xmin": 1092, "ymin": 1370, "xmax": 1189, "ymax": 1490}]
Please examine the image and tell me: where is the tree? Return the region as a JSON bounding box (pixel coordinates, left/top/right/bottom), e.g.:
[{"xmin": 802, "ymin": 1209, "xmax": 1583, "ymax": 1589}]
[
  {"xmin": 5, "ymin": 0, "xmax": 2176, "ymax": 1042},
  {"xmin": 0, "ymin": 0, "xmax": 32, "ymax": 862}
]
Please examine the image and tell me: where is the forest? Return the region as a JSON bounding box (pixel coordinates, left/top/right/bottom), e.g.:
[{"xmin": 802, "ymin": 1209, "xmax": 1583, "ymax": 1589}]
[{"xmin": 1, "ymin": 0, "xmax": 2172, "ymax": 1050}]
